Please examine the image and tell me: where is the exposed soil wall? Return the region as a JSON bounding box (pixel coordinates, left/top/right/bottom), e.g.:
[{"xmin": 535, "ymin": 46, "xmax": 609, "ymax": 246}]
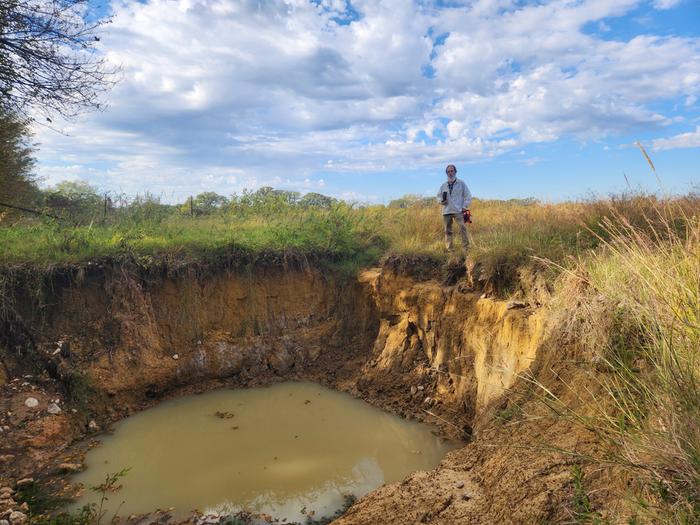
[
  {"xmin": 351, "ymin": 267, "xmax": 546, "ymax": 433},
  {"xmin": 2, "ymin": 263, "xmax": 377, "ymax": 404}
]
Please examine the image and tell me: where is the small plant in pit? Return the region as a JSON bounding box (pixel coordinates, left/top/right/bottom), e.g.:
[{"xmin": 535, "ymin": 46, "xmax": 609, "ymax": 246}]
[
  {"xmin": 569, "ymin": 464, "xmax": 606, "ymax": 524},
  {"xmin": 496, "ymin": 402, "xmax": 522, "ymax": 423},
  {"xmin": 90, "ymin": 467, "xmax": 131, "ymax": 525},
  {"xmin": 19, "ymin": 469, "xmax": 131, "ymax": 525}
]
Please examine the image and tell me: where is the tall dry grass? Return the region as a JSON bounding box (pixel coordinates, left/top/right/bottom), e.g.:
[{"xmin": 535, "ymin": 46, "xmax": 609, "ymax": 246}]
[{"xmin": 535, "ymin": 199, "xmax": 700, "ymax": 522}]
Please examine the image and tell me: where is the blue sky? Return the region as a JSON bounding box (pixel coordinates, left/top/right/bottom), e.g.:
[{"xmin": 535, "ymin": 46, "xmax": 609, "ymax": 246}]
[{"xmin": 34, "ymin": 0, "xmax": 699, "ymax": 203}]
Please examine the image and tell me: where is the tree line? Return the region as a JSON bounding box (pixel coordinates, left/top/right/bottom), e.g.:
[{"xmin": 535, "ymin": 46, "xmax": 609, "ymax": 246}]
[{"xmin": 5, "ymin": 181, "xmax": 344, "ymax": 225}]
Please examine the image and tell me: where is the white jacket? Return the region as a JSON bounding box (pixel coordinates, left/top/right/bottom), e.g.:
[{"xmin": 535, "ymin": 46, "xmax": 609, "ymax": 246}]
[{"xmin": 437, "ymin": 178, "xmax": 472, "ymax": 215}]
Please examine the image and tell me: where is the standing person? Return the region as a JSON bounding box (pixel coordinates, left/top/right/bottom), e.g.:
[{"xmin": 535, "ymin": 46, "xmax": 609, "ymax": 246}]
[{"xmin": 437, "ymin": 164, "xmax": 472, "ymax": 252}]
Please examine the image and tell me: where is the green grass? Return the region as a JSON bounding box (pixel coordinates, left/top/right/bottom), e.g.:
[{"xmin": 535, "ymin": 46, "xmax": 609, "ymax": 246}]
[
  {"xmin": 3, "ymin": 193, "xmax": 695, "ymax": 273},
  {"xmin": 0, "ymin": 205, "xmax": 386, "ymax": 267}
]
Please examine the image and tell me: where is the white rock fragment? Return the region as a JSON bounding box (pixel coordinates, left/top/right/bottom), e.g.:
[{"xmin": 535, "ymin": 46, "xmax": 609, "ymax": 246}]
[
  {"xmin": 9, "ymin": 511, "xmax": 27, "ymax": 525},
  {"xmin": 47, "ymin": 403, "xmax": 62, "ymax": 415},
  {"xmin": 24, "ymin": 397, "xmax": 39, "ymax": 408},
  {"xmin": 58, "ymin": 463, "xmax": 83, "ymax": 473},
  {"xmin": 172, "ymin": 354, "xmax": 179, "ymax": 360},
  {"xmin": 88, "ymin": 420, "xmax": 100, "ymax": 431}
]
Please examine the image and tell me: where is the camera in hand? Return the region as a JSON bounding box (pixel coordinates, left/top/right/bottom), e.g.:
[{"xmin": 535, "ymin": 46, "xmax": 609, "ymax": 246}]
[{"xmin": 441, "ymin": 191, "xmax": 448, "ymax": 204}]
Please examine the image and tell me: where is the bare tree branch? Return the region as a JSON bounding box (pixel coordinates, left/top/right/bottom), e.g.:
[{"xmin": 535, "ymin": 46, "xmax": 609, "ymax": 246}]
[{"xmin": 0, "ymin": 0, "xmax": 118, "ymax": 119}]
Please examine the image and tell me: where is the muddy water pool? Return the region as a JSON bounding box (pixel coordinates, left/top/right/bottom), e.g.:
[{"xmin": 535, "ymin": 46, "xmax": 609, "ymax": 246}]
[{"xmin": 71, "ymin": 382, "xmax": 456, "ymax": 522}]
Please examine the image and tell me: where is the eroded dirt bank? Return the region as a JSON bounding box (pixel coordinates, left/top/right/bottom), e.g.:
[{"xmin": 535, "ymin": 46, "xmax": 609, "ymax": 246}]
[{"xmin": 0, "ymin": 258, "xmax": 604, "ymax": 524}]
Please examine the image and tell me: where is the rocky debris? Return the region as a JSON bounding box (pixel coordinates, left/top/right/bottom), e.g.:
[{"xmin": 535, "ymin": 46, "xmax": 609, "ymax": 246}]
[
  {"xmin": 8, "ymin": 512, "xmax": 27, "ymax": 525},
  {"xmin": 47, "ymin": 403, "xmax": 62, "ymax": 415},
  {"xmin": 23, "ymin": 398, "xmax": 38, "ymax": 409},
  {"xmin": 58, "ymin": 462, "xmax": 83, "ymax": 473},
  {"xmin": 172, "ymin": 354, "xmax": 179, "ymax": 360},
  {"xmin": 506, "ymin": 300, "xmax": 527, "ymax": 310},
  {"xmin": 88, "ymin": 420, "xmax": 100, "ymax": 432},
  {"xmin": 198, "ymin": 512, "xmax": 221, "ymax": 524},
  {"xmin": 58, "ymin": 340, "xmax": 71, "ymax": 358},
  {"xmin": 410, "ymin": 386, "xmax": 417, "ymax": 396},
  {"xmin": 213, "ymin": 411, "xmax": 234, "ymax": 419},
  {"xmin": 454, "ymin": 481, "xmax": 465, "ymax": 489},
  {"xmin": 14, "ymin": 479, "xmax": 33, "ymax": 489}
]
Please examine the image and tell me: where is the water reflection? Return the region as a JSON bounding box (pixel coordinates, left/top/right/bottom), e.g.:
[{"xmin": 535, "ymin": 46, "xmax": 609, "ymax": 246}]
[{"xmin": 210, "ymin": 458, "xmax": 384, "ymax": 522}]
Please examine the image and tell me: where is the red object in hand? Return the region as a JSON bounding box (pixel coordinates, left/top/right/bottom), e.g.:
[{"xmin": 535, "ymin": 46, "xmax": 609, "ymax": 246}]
[{"xmin": 463, "ymin": 209, "xmax": 472, "ymax": 224}]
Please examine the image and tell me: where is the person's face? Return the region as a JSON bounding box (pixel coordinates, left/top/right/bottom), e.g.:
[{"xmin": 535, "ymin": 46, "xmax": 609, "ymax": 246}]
[{"xmin": 446, "ymin": 166, "xmax": 456, "ymax": 179}]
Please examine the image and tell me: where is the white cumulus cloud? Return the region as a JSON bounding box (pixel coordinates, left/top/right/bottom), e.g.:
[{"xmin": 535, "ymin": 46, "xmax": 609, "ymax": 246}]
[
  {"xmin": 652, "ymin": 126, "xmax": 700, "ymax": 151},
  {"xmin": 31, "ymin": 0, "xmax": 700, "ymax": 198}
]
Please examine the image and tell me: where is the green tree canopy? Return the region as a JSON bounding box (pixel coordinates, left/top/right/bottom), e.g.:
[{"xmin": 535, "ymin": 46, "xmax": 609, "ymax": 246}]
[
  {"xmin": 388, "ymin": 194, "xmax": 435, "ymax": 208},
  {"xmin": 299, "ymin": 192, "xmax": 337, "ymax": 208},
  {"xmin": 0, "ymin": 109, "xmax": 35, "ymax": 209}
]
